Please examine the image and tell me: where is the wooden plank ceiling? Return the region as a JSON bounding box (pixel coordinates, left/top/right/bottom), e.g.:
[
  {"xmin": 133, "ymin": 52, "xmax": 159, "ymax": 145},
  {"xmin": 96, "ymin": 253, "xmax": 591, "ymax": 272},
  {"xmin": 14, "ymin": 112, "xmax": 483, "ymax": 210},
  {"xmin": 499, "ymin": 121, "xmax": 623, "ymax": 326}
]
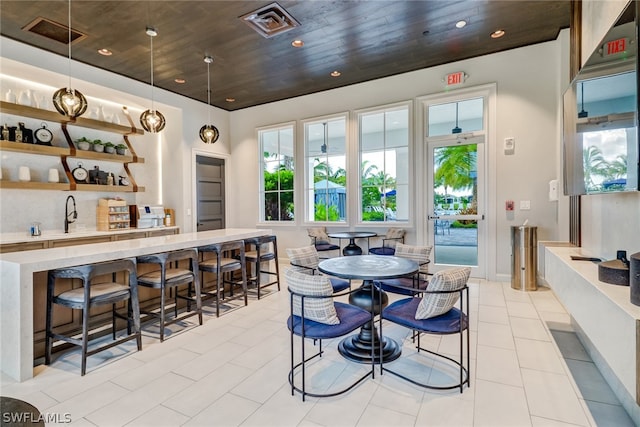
[{"xmin": 0, "ymin": 1, "xmax": 571, "ymax": 111}]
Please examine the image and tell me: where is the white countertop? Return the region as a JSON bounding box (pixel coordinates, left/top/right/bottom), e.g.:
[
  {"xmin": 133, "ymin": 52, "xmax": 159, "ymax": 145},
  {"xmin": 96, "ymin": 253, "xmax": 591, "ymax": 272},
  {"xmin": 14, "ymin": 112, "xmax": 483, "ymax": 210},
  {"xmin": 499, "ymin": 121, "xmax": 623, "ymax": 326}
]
[
  {"xmin": 0, "ymin": 227, "xmax": 272, "ymax": 382},
  {"xmin": 546, "ymin": 245, "xmax": 640, "ymax": 319},
  {"xmin": 0, "ymin": 226, "xmax": 179, "ymax": 245}
]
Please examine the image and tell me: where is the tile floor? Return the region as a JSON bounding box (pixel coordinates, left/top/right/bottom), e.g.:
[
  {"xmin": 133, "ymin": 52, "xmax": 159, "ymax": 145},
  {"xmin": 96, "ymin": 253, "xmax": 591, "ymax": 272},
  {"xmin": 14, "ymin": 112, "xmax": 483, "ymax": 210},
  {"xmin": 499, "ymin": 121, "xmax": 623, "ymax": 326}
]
[{"xmin": 1, "ymin": 269, "xmax": 636, "ymax": 426}]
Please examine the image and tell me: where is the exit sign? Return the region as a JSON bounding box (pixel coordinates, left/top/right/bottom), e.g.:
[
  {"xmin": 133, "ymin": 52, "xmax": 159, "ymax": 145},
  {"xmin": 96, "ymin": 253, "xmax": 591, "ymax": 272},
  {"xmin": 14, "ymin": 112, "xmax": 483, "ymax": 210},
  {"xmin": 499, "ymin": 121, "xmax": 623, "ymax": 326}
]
[
  {"xmin": 603, "ymin": 38, "xmax": 627, "ymax": 57},
  {"xmin": 445, "ymin": 71, "xmax": 466, "ymax": 86}
]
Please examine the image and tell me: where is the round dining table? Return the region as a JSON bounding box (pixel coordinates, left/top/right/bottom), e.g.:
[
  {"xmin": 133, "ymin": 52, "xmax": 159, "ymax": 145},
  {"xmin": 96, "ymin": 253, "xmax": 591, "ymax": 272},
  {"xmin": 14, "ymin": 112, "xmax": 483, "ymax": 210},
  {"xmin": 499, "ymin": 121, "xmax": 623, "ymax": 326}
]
[{"xmin": 318, "ymin": 255, "xmax": 418, "ymax": 364}]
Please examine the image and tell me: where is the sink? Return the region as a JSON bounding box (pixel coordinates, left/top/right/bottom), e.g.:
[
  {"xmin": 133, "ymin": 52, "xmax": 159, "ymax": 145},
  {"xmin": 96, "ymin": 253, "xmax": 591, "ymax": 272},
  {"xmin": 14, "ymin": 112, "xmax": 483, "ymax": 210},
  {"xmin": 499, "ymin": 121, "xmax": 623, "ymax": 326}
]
[{"xmin": 598, "ymin": 259, "xmax": 629, "ymax": 286}]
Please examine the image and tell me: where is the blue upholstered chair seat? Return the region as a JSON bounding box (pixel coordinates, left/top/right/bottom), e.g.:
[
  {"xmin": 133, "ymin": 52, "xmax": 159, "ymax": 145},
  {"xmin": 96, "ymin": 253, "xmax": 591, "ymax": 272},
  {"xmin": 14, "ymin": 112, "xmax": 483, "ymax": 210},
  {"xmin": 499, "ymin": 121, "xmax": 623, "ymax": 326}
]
[
  {"xmin": 315, "ymin": 242, "xmax": 340, "ymax": 252},
  {"xmin": 375, "ymin": 277, "xmax": 428, "ymax": 296},
  {"xmin": 287, "ymin": 302, "xmax": 370, "ymax": 339},
  {"xmin": 383, "ymin": 297, "xmax": 468, "ymax": 334},
  {"xmin": 369, "ymin": 247, "xmax": 396, "ymax": 256},
  {"xmin": 329, "ymin": 277, "xmax": 351, "ymax": 293}
]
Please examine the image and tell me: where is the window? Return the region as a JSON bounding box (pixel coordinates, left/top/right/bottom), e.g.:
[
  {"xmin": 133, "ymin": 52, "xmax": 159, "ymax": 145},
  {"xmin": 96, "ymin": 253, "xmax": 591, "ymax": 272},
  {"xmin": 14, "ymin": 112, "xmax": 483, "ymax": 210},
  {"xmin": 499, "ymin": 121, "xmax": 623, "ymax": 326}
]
[
  {"xmin": 304, "ymin": 116, "xmax": 347, "ymax": 222},
  {"xmin": 259, "ymin": 124, "xmax": 294, "ymax": 222},
  {"xmin": 358, "ymin": 104, "xmax": 410, "ymax": 222}
]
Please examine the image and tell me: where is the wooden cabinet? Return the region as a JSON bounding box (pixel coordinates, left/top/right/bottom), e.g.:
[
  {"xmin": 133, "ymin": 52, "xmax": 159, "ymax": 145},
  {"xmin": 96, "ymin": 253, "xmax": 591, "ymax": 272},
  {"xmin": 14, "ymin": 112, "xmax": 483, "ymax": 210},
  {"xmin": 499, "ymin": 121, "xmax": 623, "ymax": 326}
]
[
  {"xmin": 0, "ymin": 101, "xmax": 145, "ymax": 192},
  {"xmin": 96, "ymin": 198, "xmax": 130, "ymax": 231}
]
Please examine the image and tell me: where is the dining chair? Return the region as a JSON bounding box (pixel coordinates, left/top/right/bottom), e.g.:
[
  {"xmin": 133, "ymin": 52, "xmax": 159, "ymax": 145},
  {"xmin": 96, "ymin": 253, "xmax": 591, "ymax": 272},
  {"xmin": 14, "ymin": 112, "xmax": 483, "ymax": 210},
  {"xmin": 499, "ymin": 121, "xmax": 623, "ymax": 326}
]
[
  {"xmin": 286, "ymin": 245, "xmax": 350, "ymax": 292},
  {"xmin": 375, "ymin": 242, "xmax": 432, "ymax": 295},
  {"xmin": 286, "ymin": 268, "xmax": 374, "ymax": 401},
  {"xmin": 369, "ymin": 227, "xmax": 405, "ymax": 255},
  {"xmin": 307, "ymin": 227, "xmax": 340, "ymax": 259},
  {"xmin": 378, "ymin": 267, "xmax": 471, "ymax": 393}
]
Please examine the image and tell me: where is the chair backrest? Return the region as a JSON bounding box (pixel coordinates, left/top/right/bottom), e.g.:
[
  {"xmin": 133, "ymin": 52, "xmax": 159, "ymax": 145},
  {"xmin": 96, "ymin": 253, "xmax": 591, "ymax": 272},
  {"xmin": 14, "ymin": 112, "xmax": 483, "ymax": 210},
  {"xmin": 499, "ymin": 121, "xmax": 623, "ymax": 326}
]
[
  {"xmin": 286, "ymin": 246, "xmax": 319, "ymax": 274},
  {"xmin": 285, "ymin": 268, "xmax": 339, "ymax": 325},
  {"xmin": 384, "ymin": 228, "xmax": 405, "ymax": 247},
  {"xmin": 307, "ymin": 227, "xmax": 330, "ymax": 245},
  {"xmin": 394, "ymin": 242, "xmax": 432, "ymax": 275},
  {"xmin": 415, "ymin": 267, "xmax": 470, "ymax": 319}
]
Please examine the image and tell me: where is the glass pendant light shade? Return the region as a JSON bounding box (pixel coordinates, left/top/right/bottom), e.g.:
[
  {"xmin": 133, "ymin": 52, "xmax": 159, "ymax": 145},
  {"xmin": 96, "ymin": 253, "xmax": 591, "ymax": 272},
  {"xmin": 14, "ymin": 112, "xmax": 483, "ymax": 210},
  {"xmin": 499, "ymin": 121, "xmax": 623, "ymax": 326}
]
[
  {"xmin": 52, "ymin": 87, "xmax": 87, "ymax": 118},
  {"xmin": 140, "ymin": 109, "xmax": 166, "ymax": 133},
  {"xmin": 199, "ymin": 55, "xmax": 219, "ymax": 143},
  {"xmin": 199, "ymin": 124, "xmax": 219, "ymax": 144},
  {"xmin": 140, "ymin": 27, "xmax": 165, "ymax": 133},
  {"xmin": 53, "ymin": 0, "xmax": 87, "ymax": 119}
]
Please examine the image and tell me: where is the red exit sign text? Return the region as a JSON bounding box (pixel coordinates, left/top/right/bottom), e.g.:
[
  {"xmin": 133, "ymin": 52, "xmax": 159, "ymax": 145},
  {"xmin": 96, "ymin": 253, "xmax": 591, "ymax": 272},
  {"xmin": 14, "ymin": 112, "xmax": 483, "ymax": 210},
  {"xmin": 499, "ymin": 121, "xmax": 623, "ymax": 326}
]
[
  {"xmin": 446, "ymin": 71, "xmax": 465, "ymax": 86},
  {"xmin": 604, "ymin": 38, "xmax": 627, "ymax": 56}
]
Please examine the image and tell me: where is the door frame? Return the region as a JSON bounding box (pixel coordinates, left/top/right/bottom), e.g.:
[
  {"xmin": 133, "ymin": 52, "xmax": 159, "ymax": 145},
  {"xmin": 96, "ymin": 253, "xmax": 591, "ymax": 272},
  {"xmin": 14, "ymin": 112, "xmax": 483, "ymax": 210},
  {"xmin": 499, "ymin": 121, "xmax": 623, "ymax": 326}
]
[
  {"xmin": 415, "ymin": 83, "xmax": 497, "ymax": 280},
  {"xmin": 426, "ymin": 134, "xmax": 486, "ymax": 277},
  {"xmin": 191, "ymin": 148, "xmax": 229, "ymax": 232}
]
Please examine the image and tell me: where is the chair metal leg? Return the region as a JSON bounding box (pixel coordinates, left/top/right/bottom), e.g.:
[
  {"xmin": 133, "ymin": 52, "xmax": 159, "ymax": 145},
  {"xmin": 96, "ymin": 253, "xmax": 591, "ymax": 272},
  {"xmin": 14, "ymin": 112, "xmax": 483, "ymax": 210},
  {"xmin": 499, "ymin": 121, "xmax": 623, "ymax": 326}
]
[{"xmin": 81, "ymin": 306, "xmax": 90, "ymax": 376}]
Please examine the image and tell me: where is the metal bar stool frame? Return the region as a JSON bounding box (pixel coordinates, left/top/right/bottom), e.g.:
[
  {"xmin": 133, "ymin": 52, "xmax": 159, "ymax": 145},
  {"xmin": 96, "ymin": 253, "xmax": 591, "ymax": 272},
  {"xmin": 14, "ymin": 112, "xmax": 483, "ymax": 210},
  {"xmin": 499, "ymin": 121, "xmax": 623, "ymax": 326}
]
[
  {"xmin": 45, "ymin": 258, "xmax": 142, "ymax": 376},
  {"xmin": 196, "ymin": 240, "xmax": 248, "ymax": 317},
  {"xmin": 136, "ymin": 248, "xmax": 203, "ymax": 341},
  {"xmin": 243, "ymin": 235, "xmax": 280, "ymax": 299}
]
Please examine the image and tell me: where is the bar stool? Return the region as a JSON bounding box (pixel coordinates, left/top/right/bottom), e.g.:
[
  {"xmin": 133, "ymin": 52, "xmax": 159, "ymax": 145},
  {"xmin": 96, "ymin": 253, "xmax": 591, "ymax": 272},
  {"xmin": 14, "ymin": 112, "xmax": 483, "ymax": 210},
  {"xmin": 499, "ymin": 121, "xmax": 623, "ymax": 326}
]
[
  {"xmin": 136, "ymin": 248, "xmax": 202, "ymax": 341},
  {"xmin": 196, "ymin": 240, "xmax": 248, "ymax": 317},
  {"xmin": 243, "ymin": 235, "xmax": 280, "ymax": 299},
  {"xmin": 45, "ymin": 258, "xmax": 141, "ymax": 376}
]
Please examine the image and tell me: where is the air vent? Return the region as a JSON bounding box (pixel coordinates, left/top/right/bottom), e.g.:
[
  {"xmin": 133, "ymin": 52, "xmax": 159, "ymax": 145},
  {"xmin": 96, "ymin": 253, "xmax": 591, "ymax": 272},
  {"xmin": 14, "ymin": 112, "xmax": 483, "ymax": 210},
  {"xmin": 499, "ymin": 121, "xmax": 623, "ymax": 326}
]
[
  {"xmin": 239, "ymin": 2, "xmax": 300, "ymax": 39},
  {"xmin": 22, "ymin": 17, "xmax": 87, "ymax": 44}
]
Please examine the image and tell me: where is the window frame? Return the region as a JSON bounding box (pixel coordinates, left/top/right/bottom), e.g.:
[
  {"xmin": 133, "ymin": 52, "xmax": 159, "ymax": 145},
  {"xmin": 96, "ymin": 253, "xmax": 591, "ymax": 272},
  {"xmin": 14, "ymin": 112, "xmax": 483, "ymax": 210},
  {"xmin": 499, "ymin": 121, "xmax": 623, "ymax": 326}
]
[
  {"xmin": 301, "ymin": 112, "xmax": 349, "ymax": 225},
  {"xmin": 354, "ymin": 100, "xmax": 413, "ymax": 226},
  {"xmin": 257, "ymin": 122, "xmax": 296, "ymax": 223}
]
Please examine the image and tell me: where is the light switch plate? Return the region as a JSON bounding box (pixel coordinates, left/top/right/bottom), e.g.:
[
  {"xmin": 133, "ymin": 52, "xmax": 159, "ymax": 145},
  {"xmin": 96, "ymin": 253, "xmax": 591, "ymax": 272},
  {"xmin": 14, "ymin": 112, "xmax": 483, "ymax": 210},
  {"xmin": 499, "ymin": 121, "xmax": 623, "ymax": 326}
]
[
  {"xmin": 504, "ymin": 137, "xmax": 515, "ymax": 155},
  {"xmin": 520, "ymin": 200, "xmax": 531, "ymax": 210}
]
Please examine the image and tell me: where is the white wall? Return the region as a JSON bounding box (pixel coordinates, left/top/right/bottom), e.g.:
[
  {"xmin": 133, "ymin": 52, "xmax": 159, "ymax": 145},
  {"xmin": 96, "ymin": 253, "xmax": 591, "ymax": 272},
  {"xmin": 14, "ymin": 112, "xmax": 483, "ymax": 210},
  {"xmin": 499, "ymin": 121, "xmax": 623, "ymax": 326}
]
[
  {"xmin": 0, "ymin": 37, "xmax": 230, "ymax": 234},
  {"xmin": 580, "ymin": 0, "xmax": 640, "ymax": 259},
  {"xmin": 229, "ymin": 35, "xmax": 570, "ymax": 280}
]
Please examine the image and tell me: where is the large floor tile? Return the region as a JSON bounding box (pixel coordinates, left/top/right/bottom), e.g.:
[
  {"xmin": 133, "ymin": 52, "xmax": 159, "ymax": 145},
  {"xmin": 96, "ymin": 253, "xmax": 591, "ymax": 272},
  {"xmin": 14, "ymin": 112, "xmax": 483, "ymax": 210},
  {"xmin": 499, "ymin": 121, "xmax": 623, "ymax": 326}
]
[
  {"xmin": 473, "ymin": 379, "xmax": 531, "ymax": 426},
  {"xmin": 506, "ymin": 300, "xmax": 540, "ymax": 319},
  {"xmin": 521, "ymin": 368, "xmax": 590, "ymax": 425},
  {"xmin": 184, "ymin": 393, "xmax": 260, "ymax": 427},
  {"xmin": 515, "ymin": 338, "xmax": 565, "ymax": 374},
  {"xmin": 477, "ymin": 321, "xmax": 515, "ymax": 349},
  {"xmin": 476, "ymin": 344, "xmax": 522, "ymax": 387},
  {"xmin": 510, "ymin": 317, "xmax": 551, "ymax": 341}
]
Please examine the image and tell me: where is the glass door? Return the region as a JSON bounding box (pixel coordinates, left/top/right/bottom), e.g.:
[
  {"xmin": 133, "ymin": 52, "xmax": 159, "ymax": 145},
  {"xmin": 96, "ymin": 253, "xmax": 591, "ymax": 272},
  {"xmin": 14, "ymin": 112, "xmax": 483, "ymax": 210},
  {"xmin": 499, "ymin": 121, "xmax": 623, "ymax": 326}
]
[{"xmin": 425, "ymin": 95, "xmax": 486, "ymax": 277}]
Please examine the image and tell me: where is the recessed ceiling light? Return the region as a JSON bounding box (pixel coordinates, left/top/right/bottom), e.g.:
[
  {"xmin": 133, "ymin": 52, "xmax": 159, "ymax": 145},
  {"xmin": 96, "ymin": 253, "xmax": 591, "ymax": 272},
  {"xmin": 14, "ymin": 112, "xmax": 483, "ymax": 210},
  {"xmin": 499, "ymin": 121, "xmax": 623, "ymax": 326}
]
[
  {"xmin": 97, "ymin": 48, "xmax": 112, "ymax": 56},
  {"xmin": 292, "ymin": 39, "xmax": 304, "ymax": 47},
  {"xmin": 174, "ymin": 78, "xmax": 186, "ymax": 84},
  {"xmin": 330, "ymin": 70, "xmax": 341, "ymax": 77},
  {"xmin": 455, "ymin": 20, "xmax": 467, "ymax": 29},
  {"xmin": 491, "ymin": 29, "xmax": 505, "ymax": 39},
  {"xmin": 226, "ymin": 97, "xmax": 235, "ymax": 102}
]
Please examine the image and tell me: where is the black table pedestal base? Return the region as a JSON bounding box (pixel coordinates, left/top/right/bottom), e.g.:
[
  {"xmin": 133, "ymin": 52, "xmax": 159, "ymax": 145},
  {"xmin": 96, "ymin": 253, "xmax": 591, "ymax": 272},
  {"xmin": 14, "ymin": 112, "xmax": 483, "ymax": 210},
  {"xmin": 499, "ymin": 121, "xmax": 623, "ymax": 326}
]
[
  {"xmin": 342, "ymin": 241, "xmax": 363, "ymax": 256},
  {"xmin": 338, "ymin": 278, "xmax": 402, "ymax": 364},
  {"xmin": 338, "ymin": 329, "xmax": 401, "ymax": 364}
]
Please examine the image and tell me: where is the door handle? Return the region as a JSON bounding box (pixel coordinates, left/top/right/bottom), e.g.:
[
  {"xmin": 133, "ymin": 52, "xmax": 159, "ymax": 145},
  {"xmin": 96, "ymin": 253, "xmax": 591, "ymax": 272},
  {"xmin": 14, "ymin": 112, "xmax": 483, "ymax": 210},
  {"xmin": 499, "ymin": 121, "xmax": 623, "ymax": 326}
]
[{"xmin": 428, "ymin": 215, "xmax": 440, "ymax": 220}]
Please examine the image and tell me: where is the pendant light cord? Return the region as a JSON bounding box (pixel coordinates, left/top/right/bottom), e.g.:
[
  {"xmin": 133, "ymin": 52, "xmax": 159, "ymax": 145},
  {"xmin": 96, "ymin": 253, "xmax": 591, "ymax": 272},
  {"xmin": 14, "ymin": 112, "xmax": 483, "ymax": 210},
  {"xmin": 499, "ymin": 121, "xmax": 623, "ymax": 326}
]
[
  {"xmin": 67, "ymin": 0, "xmax": 72, "ymax": 89},
  {"xmin": 150, "ymin": 34, "xmax": 155, "ymax": 111},
  {"xmin": 207, "ymin": 60, "xmax": 211, "ymax": 124}
]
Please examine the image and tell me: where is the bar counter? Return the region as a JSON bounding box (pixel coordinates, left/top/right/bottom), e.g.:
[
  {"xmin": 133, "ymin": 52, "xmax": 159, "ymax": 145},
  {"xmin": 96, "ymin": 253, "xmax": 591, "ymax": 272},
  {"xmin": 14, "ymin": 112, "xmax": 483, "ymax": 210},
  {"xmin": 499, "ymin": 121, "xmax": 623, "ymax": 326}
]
[{"xmin": 0, "ymin": 228, "xmax": 271, "ymax": 382}]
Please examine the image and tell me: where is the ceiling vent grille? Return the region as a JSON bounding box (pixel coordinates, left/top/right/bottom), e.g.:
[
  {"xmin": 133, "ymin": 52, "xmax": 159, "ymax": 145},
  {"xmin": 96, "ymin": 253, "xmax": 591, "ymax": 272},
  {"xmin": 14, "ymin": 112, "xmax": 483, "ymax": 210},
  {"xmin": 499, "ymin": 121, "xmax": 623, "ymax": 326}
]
[
  {"xmin": 239, "ymin": 2, "xmax": 300, "ymax": 39},
  {"xmin": 22, "ymin": 17, "xmax": 87, "ymax": 44}
]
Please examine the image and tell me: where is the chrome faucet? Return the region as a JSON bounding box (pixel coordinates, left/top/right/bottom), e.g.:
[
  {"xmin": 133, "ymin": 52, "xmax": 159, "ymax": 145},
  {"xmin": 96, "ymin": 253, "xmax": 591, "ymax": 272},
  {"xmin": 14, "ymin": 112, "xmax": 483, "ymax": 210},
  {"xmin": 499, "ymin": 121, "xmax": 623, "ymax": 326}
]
[{"xmin": 64, "ymin": 195, "xmax": 77, "ymax": 234}]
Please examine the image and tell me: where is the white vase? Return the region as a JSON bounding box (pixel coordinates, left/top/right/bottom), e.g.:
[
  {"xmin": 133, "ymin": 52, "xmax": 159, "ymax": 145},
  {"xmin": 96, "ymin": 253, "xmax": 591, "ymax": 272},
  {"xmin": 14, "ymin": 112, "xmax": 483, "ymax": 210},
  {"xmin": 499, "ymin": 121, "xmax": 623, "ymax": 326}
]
[
  {"xmin": 18, "ymin": 90, "xmax": 30, "ymax": 106},
  {"xmin": 30, "ymin": 90, "xmax": 38, "ymax": 108},
  {"xmin": 112, "ymin": 114, "xmax": 121, "ymax": 125},
  {"xmin": 98, "ymin": 105, "xmax": 106, "ymax": 121},
  {"xmin": 5, "ymin": 89, "xmax": 16, "ymax": 103},
  {"xmin": 18, "ymin": 166, "xmax": 30, "ymax": 182},
  {"xmin": 38, "ymin": 95, "xmax": 49, "ymax": 111}
]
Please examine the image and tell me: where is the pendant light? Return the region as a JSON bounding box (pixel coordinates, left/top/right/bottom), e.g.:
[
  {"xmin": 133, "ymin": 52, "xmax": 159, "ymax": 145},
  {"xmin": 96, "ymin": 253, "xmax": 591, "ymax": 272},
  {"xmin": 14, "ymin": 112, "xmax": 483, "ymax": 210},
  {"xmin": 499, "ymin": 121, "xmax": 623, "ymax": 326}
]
[
  {"xmin": 451, "ymin": 102, "xmax": 462, "ymax": 134},
  {"xmin": 140, "ymin": 27, "xmax": 166, "ymax": 133},
  {"xmin": 199, "ymin": 55, "xmax": 220, "ymax": 143},
  {"xmin": 320, "ymin": 122, "xmax": 328, "ymax": 153},
  {"xmin": 52, "ymin": 0, "xmax": 87, "ymax": 118},
  {"xmin": 578, "ymin": 82, "xmax": 588, "ymax": 118}
]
